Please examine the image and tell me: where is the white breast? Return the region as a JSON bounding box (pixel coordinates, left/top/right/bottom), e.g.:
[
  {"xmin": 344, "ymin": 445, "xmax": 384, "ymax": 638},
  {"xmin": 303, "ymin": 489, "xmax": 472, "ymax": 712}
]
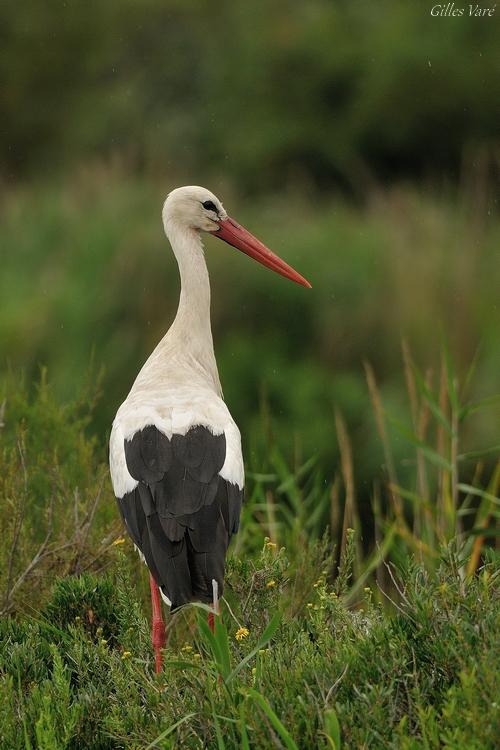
[{"xmin": 109, "ymin": 384, "xmax": 244, "ymax": 499}]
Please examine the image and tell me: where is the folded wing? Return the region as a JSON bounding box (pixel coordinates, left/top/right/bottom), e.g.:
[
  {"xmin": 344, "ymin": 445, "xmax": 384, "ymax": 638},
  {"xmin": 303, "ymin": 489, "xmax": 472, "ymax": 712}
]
[{"xmin": 117, "ymin": 424, "xmax": 243, "ymax": 609}]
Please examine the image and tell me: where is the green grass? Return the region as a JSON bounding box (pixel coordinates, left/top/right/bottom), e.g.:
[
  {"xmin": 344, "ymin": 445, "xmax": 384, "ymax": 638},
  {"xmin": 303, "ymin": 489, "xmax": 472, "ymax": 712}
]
[
  {"xmin": 1, "ymin": 542, "xmax": 498, "ymax": 749},
  {"xmin": 0, "ymin": 350, "xmax": 498, "ymax": 748}
]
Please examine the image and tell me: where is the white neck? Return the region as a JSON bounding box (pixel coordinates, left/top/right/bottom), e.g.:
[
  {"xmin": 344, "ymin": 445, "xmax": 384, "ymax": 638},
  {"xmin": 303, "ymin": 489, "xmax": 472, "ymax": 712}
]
[
  {"xmin": 168, "ymin": 222, "xmax": 212, "ymax": 335},
  {"xmin": 154, "ymin": 220, "xmax": 220, "ymax": 392}
]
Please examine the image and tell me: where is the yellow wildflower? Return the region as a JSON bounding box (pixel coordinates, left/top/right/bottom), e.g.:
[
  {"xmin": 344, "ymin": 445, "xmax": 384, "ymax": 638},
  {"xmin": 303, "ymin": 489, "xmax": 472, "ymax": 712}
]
[
  {"xmin": 265, "ymin": 541, "xmax": 277, "ymax": 550},
  {"xmin": 113, "ymin": 537, "xmax": 126, "ymax": 546},
  {"xmin": 181, "ymin": 644, "xmax": 193, "ymax": 653},
  {"xmin": 266, "ymin": 580, "xmax": 276, "ymax": 589},
  {"xmin": 121, "ymin": 651, "xmax": 132, "ymax": 660},
  {"xmin": 235, "ymin": 627, "xmax": 250, "ymax": 641}
]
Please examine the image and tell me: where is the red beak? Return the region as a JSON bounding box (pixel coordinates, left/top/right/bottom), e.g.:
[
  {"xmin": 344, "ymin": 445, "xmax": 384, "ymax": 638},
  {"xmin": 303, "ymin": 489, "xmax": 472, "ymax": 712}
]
[{"xmin": 211, "ymin": 217, "xmax": 311, "ymax": 288}]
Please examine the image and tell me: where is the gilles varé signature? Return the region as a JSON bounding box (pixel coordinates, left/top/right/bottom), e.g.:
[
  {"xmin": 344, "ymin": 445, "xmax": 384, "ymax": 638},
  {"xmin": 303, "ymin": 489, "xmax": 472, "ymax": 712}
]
[{"xmin": 431, "ymin": 3, "xmax": 496, "ymax": 14}]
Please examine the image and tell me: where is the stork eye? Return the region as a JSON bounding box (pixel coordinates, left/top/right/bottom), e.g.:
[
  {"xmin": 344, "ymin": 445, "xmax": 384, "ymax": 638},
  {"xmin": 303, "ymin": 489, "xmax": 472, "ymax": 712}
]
[{"xmin": 202, "ymin": 200, "xmax": 217, "ymax": 212}]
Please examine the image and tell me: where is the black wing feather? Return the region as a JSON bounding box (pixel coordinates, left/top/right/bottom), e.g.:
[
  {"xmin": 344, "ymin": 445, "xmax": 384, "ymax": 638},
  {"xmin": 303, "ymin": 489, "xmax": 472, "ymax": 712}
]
[
  {"xmin": 118, "ymin": 425, "xmax": 243, "ymax": 609},
  {"xmin": 124, "ymin": 425, "xmax": 172, "ymax": 484}
]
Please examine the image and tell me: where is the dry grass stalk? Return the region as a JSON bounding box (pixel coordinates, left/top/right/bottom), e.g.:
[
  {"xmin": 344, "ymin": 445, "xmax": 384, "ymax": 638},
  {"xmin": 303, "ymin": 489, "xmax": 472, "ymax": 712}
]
[
  {"xmin": 436, "ymin": 353, "xmax": 449, "ymax": 539},
  {"xmin": 402, "ymin": 338, "xmax": 418, "ymax": 425},
  {"xmin": 364, "ymin": 361, "xmax": 403, "ymax": 519},
  {"xmin": 372, "ymin": 482, "xmax": 388, "ymax": 593},
  {"xmin": 335, "ymin": 409, "xmax": 363, "ymax": 577},
  {"xmin": 402, "ymin": 339, "xmax": 427, "ymax": 541},
  {"xmin": 416, "ymin": 368, "xmax": 432, "ymax": 502},
  {"xmin": 329, "ymin": 473, "xmax": 342, "ymax": 564},
  {"xmin": 467, "ymin": 461, "xmax": 500, "ymax": 577}
]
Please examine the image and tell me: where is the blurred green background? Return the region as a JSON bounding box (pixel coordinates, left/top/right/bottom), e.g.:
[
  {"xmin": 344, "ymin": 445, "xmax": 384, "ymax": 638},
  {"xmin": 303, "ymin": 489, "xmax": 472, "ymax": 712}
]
[{"xmin": 1, "ymin": 0, "xmax": 499, "ymax": 490}]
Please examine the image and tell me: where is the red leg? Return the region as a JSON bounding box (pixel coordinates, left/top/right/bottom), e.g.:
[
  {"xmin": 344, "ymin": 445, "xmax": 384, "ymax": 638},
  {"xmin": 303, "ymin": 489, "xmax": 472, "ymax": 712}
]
[
  {"xmin": 208, "ymin": 581, "xmax": 223, "ymax": 684},
  {"xmin": 207, "ymin": 579, "xmax": 219, "ymax": 633},
  {"xmin": 149, "ymin": 574, "xmax": 166, "ymax": 674},
  {"xmin": 208, "ymin": 611, "xmax": 215, "ymax": 633}
]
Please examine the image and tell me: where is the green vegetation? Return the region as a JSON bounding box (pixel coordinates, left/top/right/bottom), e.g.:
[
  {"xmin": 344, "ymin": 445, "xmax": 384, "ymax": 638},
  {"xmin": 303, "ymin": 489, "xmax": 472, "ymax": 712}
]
[
  {"xmin": 1, "ymin": 543, "xmax": 498, "ymax": 749},
  {"xmin": 1, "ymin": 170, "xmax": 499, "ymax": 479},
  {"xmin": 2, "ymin": 2, "xmax": 498, "ymax": 188},
  {"xmin": 0, "ymin": 354, "xmax": 498, "ymax": 748}
]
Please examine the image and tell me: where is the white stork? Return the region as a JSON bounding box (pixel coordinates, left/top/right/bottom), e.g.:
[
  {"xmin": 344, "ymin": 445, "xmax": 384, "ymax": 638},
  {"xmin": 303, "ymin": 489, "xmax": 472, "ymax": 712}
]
[{"xmin": 109, "ymin": 186, "xmax": 310, "ymax": 672}]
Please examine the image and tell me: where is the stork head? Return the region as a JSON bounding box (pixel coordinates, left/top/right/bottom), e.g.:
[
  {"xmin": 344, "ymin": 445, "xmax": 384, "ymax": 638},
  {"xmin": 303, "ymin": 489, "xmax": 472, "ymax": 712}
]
[
  {"xmin": 163, "ymin": 186, "xmax": 226, "ymax": 233},
  {"xmin": 163, "ymin": 185, "xmax": 311, "ymax": 288}
]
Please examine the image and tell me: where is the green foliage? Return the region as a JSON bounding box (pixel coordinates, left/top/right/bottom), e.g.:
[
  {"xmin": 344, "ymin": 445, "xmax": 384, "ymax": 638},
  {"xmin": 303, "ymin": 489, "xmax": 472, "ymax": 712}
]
[
  {"xmin": 1, "ymin": 2, "xmax": 498, "ymax": 187},
  {"xmin": 43, "ymin": 574, "xmax": 144, "ymax": 648},
  {"xmin": 0, "ymin": 373, "xmax": 120, "ymax": 616},
  {"xmin": 0, "ymin": 545, "xmax": 498, "ymax": 749},
  {"xmin": 0, "ymin": 345, "xmax": 498, "ymax": 747},
  {"xmin": 33, "ymin": 647, "xmax": 81, "ymax": 750},
  {"xmin": 323, "ymin": 708, "xmax": 341, "ymax": 750}
]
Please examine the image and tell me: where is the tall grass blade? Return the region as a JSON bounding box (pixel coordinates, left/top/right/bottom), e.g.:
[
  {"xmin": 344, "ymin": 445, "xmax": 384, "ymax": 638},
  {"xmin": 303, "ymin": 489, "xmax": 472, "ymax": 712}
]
[
  {"xmin": 323, "ymin": 707, "xmax": 341, "ymax": 750},
  {"xmin": 459, "ymin": 394, "xmax": 500, "ymax": 421},
  {"xmin": 388, "ymin": 416, "xmax": 453, "ymax": 471},
  {"xmin": 457, "ymin": 484, "xmax": 500, "ymax": 506},
  {"xmin": 364, "ymin": 361, "xmax": 402, "ymax": 517},
  {"xmin": 239, "ymin": 703, "xmax": 251, "ymax": 750},
  {"xmin": 335, "ymin": 409, "xmax": 360, "ymax": 569},
  {"xmin": 244, "ymin": 688, "xmax": 299, "ymax": 750},
  {"xmin": 208, "ymin": 684, "xmax": 227, "ymax": 750},
  {"xmin": 458, "ymin": 445, "xmax": 500, "ymax": 461},
  {"xmin": 144, "ymin": 713, "xmax": 196, "ymax": 750},
  {"xmin": 412, "ymin": 362, "xmax": 453, "ymax": 435},
  {"xmin": 466, "ymin": 462, "xmax": 500, "ymax": 576}
]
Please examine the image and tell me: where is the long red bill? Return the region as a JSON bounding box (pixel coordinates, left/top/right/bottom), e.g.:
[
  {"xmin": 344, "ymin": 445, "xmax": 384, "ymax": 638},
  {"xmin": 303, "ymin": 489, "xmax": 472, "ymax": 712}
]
[{"xmin": 211, "ymin": 217, "xmax": 311, "ymax": 288}]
